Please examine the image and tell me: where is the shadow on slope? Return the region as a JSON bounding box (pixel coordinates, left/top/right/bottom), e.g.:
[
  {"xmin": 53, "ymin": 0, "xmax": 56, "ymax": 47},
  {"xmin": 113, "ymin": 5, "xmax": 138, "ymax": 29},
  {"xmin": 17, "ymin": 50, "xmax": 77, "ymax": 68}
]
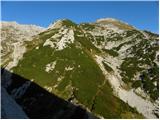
[{"xmin": 1, "ymin": 68, "xmax": 97, "ymax": 119}]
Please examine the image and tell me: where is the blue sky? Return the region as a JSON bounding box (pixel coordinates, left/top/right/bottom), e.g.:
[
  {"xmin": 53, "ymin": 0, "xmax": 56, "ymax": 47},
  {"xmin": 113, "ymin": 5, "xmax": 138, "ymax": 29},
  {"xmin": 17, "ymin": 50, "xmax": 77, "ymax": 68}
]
[{"xmin": 1, "ymin": 1, "xmax": 159, "ymax": 33}]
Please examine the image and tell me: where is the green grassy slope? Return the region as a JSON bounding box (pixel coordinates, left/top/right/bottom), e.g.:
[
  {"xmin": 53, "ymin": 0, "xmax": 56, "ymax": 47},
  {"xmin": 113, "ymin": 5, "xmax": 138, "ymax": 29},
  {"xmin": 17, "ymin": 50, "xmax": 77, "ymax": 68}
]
[{"xmin": 12, "ymin": 21, "xmax": 144, "ymax": 118}]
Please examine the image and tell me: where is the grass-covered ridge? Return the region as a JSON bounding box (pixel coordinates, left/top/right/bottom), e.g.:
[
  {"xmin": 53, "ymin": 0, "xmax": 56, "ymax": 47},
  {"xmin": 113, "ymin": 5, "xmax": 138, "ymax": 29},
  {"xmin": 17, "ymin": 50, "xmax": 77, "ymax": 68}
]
[
  {"xmin": 96, "ymin": 19, "xmax": 135, "ymax": 30},
  {"xmin": 11, "ymin": 23, "xmax": 144, "ymax": 118}
]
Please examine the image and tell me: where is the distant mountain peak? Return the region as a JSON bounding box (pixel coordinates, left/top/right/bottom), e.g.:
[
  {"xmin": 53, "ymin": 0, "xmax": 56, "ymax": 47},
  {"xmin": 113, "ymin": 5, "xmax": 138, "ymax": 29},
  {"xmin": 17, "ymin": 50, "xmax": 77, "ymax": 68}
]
[
  {"xmin": 96, "ymin": 18, "xmax": 135, "ymax": 31},
  {"xmin": 96, "ymin": 18, "xmax": 120, "ymax": 22}
]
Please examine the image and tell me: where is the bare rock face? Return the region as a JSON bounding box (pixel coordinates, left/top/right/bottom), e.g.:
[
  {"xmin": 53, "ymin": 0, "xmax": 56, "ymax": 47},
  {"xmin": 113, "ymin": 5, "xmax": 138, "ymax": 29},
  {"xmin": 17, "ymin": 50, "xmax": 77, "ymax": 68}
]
[{"xmin": 1, "ymin": 21, "xmax": 45, "ymax": 68}]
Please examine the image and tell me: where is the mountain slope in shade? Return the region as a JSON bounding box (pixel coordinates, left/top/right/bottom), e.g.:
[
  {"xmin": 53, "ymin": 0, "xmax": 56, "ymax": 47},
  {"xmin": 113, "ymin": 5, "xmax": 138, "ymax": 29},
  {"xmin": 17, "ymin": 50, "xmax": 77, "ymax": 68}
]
[
  {"xmin": 1, "ymin": 87, "xmax": 28, "ymax": 118},
  {"xmin": 1, "ymin": 18, "xmax": 159, "ymax": 119}
]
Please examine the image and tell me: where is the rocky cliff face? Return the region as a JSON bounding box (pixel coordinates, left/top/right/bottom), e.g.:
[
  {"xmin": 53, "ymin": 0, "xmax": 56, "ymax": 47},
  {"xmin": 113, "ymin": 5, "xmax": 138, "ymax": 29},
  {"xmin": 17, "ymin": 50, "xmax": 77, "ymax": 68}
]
[
  {"xmin": 1, "ymin": 19, "xmax": 159, "ymax": 118},
  {"xmin": 1, "ymin": 21, "xmax": 45, "ymax": 69}
]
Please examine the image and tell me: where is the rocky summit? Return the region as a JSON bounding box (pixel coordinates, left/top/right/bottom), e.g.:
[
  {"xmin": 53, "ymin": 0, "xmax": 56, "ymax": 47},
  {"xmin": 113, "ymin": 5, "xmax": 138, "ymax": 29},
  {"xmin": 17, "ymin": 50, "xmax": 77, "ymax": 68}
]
[{"xmin": 1, "ymin": 18, "xmax": 159, "ymax": 119}]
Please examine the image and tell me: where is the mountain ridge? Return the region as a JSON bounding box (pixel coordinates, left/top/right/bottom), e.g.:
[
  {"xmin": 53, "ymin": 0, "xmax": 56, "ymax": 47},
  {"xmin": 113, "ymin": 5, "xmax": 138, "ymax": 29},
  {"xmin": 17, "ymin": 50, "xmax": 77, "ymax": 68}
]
[{"xmin": 1, "ymin": 18, "xmax": 159, "ymax": 119}]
